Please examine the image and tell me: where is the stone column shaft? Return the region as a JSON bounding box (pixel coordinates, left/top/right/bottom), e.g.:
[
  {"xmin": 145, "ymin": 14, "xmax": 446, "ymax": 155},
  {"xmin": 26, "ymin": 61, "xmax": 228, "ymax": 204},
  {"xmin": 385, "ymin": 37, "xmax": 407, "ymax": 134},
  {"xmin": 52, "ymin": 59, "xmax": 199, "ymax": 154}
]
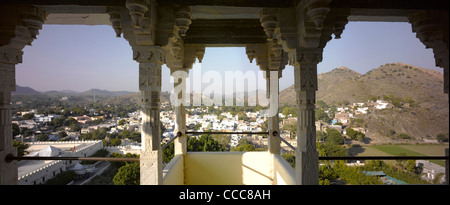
[
  {"xmin": 171, "ymin": 68, "xmax": 188, "ymax": 156},
  {"xmin": 266, "ymin": 71, "xmax": 281, "ymax": 155},
  {"xmin": 135, "ymin": 46, "xmax": 165, "ymax": 185},
  {"xmin": 294, "ymin": 61, "xmax": 319, "ymax": 185}
]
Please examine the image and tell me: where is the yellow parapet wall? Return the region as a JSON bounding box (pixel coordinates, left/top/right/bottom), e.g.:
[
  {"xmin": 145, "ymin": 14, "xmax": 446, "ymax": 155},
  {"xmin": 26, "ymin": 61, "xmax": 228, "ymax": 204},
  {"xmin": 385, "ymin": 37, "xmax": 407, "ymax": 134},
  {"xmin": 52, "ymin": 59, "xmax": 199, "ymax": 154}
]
[
  {"xmin": 184, "ymin": 152, "xmax": 273, "ymax": 185},
  {"xmin": 163, "ymin": 155, "xmax": 184, "ymax": 185}
]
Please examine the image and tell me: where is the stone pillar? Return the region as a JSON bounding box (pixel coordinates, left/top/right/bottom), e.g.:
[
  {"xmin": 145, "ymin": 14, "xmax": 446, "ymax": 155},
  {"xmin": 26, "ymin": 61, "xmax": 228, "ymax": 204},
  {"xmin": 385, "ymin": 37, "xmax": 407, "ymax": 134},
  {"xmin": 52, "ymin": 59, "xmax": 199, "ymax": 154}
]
[
  {"xmin": 0, "ymin": 70, "xmax": 17, "ymax": 185},
  {"xmin": 0, "ymin": 5, "xmax": 45, "ymax": 185},
  {"xmin": 266, "ymin": 70, "xmax": 281, "ymax": 155},
  {"xmin": 135, "ymin": 46, "xmax": 165, "ymax": 185},
  {"xmin": 170, "ymin": 67, "xmax": 188, "ymax": 156},
  {"xmin": 294, "ymin": 51, "xmax": 320, "ymax": 185}
]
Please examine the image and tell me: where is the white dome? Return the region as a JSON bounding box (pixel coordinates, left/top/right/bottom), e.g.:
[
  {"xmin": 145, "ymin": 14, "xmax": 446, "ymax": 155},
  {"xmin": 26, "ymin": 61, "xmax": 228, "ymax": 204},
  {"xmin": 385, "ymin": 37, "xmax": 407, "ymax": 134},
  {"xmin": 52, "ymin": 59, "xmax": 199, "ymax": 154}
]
[{"xmin": 38, "ymin": 145, "xmax": 61, "ymax": 157}]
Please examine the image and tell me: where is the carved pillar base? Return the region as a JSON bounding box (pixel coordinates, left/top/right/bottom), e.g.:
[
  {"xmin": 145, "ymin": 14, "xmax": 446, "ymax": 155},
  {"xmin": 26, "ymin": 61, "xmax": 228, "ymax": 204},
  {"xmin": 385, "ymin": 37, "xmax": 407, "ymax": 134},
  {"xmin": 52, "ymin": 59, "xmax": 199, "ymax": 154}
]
[{"xmin": 140, "ymin": 150, "xmax": 162, "ymax": 185}]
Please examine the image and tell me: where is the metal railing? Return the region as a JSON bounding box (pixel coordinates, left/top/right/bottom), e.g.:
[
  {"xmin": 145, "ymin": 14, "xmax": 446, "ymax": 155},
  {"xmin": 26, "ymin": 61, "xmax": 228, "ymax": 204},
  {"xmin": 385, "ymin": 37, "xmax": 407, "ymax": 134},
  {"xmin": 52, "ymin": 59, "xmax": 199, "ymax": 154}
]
[
  {"xmin": 185, "ymin": 131, "xmax": 269, "ymax": 135},
  {"xmin": 273, "ymin": 131, "xmax": 296, "ymax": 151},
  {"xmin": 4, "ymin": 154, "xmax": 139, "ymax": 163},
  {"xmin": 318, "ymin": 156, "xmax": 449, "ymax": 161}
]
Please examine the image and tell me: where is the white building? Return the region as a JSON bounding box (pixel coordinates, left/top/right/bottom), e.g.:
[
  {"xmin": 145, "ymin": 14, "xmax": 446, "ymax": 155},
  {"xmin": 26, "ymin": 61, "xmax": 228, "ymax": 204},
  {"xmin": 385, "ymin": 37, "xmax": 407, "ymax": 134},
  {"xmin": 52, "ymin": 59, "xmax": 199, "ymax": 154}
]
[
  {"xmin": 356, "ymin": 107, "xmax": 369, "ymax": 114},
  {"xmin": 375, "ymin": 100, "xmax": 390, "ymax": 109},
  {"xmin": 18, "ymin": 140, "xmax": 103, "ymax": 185}
]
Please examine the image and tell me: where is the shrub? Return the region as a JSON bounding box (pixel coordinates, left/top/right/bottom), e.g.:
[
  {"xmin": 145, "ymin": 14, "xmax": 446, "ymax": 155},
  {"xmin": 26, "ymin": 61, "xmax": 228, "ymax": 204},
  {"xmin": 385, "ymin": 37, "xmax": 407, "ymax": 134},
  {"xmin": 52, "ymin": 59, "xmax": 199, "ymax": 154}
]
[
  {"xmin": 397, "ymin": 133, "xmax": 411, "ymax": 140},
  {"xmin": 436, "ymin": 133, "xmax": 449, "ymax": 142}
]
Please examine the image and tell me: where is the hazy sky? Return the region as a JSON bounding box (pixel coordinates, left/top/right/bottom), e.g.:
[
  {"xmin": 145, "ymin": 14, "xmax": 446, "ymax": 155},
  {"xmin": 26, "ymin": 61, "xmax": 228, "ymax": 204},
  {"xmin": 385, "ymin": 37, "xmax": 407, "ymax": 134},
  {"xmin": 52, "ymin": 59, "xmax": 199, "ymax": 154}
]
[{"xmin": 16, "ymin": 22, "xmax": 441, "ymax": 93}]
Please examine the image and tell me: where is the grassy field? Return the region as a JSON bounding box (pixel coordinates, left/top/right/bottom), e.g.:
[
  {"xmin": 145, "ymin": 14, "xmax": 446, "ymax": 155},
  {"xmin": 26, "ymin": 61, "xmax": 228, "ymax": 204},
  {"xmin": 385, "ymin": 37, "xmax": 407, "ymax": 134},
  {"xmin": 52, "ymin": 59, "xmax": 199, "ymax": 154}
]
[{"xmin": 350, "ymin": 144, "xmax": 448, "ymax": 166}]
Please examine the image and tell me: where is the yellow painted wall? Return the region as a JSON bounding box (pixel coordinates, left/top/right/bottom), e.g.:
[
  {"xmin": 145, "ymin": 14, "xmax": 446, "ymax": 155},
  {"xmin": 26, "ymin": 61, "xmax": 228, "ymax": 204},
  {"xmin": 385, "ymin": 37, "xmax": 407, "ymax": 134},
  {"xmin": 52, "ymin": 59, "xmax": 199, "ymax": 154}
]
[
  {"xmin": 185, "ymin": 152, "xmax": 273, "ymax": 185},
  {"xmin": 273, "ymin": 154, "xmax": 296, "ymax": 185},
  {"xmin": 163, "ymin": 155, "xmax": 184, "ymax": 185}
]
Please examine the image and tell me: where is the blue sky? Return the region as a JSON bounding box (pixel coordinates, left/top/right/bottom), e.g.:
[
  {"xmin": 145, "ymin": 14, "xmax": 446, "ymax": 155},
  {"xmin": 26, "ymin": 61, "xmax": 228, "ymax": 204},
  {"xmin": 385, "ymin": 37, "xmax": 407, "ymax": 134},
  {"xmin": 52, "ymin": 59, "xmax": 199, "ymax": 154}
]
[{"xmin": 16, "ymin": 22, "xmax": 440, "ymax": 93}]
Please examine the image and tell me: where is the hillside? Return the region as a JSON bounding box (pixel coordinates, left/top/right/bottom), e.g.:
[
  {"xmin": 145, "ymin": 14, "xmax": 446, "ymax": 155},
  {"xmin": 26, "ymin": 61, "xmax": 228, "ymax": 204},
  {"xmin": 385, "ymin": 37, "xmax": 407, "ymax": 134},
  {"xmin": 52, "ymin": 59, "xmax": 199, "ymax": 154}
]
[
  {"xmin": 12, "ymin": 85, "xmax": 41, "ymax": 95},
  {"xmin": 279, "ymin": 63, "xmax": 449, "ymax": 142},
  {"xmin": 80, "ymin": 89, "xmax": 135, "ymax": 96},
  {"xmin": 103, "ymin": 91, "xmax": 171, "ymax": 106}
]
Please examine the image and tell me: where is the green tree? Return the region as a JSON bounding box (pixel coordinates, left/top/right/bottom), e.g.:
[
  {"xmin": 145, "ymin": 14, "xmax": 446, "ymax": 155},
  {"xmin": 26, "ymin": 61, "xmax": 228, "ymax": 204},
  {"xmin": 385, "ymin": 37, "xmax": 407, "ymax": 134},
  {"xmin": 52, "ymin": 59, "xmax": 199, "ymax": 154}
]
[
  {"xmin": 346, "ymin": 127, "xmax": 365, "ymax": 141},
  {"xmin": 12, "ymin": 123, "xmax": 20, "ymax": 137},
  {"xmin": 162, "ymin": 142, "xmax": 174, "ymax": 163},
  {"xmin": 281, "ymin": 152, "xmax": 295, "ymax": 168},
  {"xmin": 237, "ymin": 112, "xmax": 246, "ymax": 121},
  {"xmin": 113, "ymin": 162, "xmax": 140, "ymax": 185},
  {"xmin": 37, "ymin": 133, "xmax": 49, "ymax": 141},
  {"xmin": 397, "ymin": 133, "xmax": 411, "ymax": 140},
  {"xmin": 187, "ymin": 135, "xmax": 225, "ymax": 152},
  {"xmin": 22, "ymin": 113, "xmax": 34, "ymax": 120},
  {"xmin": 13, "ymin": 140, "xmax": 29, "ymax": 157},
  {"xmin": 58, "ymin": 131, "xmax": 67, "ymax": 139},
  {"xmin": 322, "ymin": 142, "xmax": 347, "ymax": 157},
  {"xmin": 316, "ymin": 100, "xmax": 329, "ymax": 110},
  {"xmin": 406, "ymin": 160, "xmax": 416, "ymax": 173},
  {"xmin": 282, "ymin": 122, "xmax": 297, "ymax": 139},
  {"xmin": 315, "ymin": 109, "xmax": 330, "ymax": 123},
  {"xmin": 109, "ymin": 137, "xmax": 122, "ymax": 146},
  {"xmin": 232, "ymin": 138, "xmax": 255, "ymax": 151},
  {"xmin": 325, "ymin": 128, "xmax": 344, "ymax": 145},
  {"xmin": 316, "ymin": 130, "xmax": 326, "ymax": 142},
  {"xmin": 436, "ymin": 133, "xmax": 449, "ymax": 142},
  {"xmin": 281, "ymin": 106, "xmax": 297, "ymax": 118}
]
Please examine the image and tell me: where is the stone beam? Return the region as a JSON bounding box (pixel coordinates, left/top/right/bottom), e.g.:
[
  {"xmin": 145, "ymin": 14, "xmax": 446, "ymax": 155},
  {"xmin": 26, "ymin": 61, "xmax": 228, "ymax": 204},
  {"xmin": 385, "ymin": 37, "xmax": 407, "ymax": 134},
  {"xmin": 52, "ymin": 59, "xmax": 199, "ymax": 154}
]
[
  {"xmin": 159, "ymin": 0, "xmax": 294, "ymax": 8},
  {"xmin": 185, "ymin": 19, "xmax": 267, "ymax": 45},
  {"xmin": 329, "ymin": 0, "xmax": 449, "ymax": 10}
]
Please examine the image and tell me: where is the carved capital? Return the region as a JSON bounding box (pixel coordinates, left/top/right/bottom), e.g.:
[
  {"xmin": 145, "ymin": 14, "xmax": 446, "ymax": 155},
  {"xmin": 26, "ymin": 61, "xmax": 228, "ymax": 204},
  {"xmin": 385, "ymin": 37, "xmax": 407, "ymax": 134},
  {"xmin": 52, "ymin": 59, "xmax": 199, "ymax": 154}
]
[
  {"xmin": 194, "ymin": 45, "xmax": 205, "ymax": 63},
  {"xmin": 174, "ymin": 6, "xmax": 192, "ymax": 37},
  {"xmin": 300, "ymin": 0, "xmax": 331, "ymax": 30},
  {"xmin": 268, "ymin": 41, "xmax": 288, "ymax": 71},
  {"xmin": 18, "ymin": 6, "xmax": 47, "ymax": 40},
  {"xmin": 260, "ymin": 8, "xmax": 279, "ymax": 40},
  {"xmin": 133, "ymin": 46, "xmax": 166, "ymax": 64},
  {"xmin": 126, "ymin": 0, "xmax": 149, "ymax": 28},
  {"xmin": 108, "ymin": 7, "xmax": 126, "ymax": 38}
]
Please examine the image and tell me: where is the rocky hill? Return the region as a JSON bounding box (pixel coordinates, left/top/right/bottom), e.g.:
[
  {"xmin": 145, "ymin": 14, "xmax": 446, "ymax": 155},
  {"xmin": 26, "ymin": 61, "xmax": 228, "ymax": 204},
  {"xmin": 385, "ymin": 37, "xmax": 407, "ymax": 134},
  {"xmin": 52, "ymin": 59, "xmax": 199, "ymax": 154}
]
[{"xmin": 279, "ymin": 63, "xmax": 448, "ymax": 142}]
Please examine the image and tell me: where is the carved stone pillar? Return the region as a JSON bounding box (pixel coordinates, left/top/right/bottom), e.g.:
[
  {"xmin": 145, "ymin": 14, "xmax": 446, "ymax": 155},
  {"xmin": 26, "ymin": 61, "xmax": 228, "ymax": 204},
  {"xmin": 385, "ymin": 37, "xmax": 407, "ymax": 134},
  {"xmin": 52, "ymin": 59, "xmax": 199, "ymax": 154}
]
[
  {"xmin": 135, "ymin": 46, "xmax": 165, "ymax": 185},
  {"xmin": 293, "ymin": 50, "xmax": 321, "ymax": 185},
  {"xmin": 0, "ymin": 5, "xmax": 45, "ymax": 185}
]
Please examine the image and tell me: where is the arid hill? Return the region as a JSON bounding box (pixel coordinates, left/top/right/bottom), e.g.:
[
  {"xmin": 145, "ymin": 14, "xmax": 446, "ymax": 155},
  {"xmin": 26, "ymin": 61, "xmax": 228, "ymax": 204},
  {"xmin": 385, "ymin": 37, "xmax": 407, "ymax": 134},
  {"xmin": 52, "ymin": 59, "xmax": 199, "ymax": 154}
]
[{"xmin": 279, "ymin": 63, "xmax": 448, "ymax": 142}]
